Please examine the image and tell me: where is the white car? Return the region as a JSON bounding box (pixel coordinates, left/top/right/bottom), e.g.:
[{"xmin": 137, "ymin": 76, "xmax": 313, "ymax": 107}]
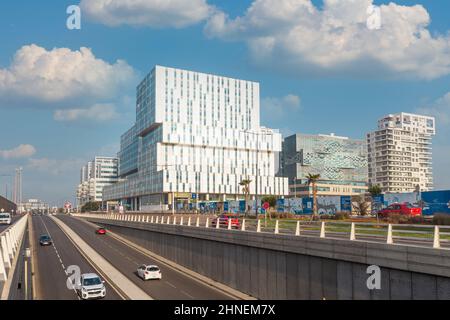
[
  {"xmin": 0, "ymin": 213, "xmax": 11, "ymax": 225},
  {"xmin": 77, "ymin": 273, "xmax": 106, "ymax": 300},
  {"xmin": 137, "ymin": 264, "xmax": 162, "ymax": 280}
]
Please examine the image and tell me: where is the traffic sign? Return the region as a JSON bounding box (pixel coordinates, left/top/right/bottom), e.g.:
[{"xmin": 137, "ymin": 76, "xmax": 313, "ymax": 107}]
[{"xmin": 262, "ymin": 202, "xmax": 270, "ymax": 210}]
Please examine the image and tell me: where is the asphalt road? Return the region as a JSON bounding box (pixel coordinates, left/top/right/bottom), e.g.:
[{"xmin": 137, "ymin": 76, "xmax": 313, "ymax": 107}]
[
  {"xmin": 56, "ymin": 215, "xmax": 232, "ymax": 300},
  {"xmin": 0, "ymin": 215, "xmax": 22, "ymax": 233},
  {"xmin": 32, "ymin": 215, "xmax": 122, "ymax": 300},
  {"xmin": 8, "ymin": 218, "xmax": 32, "ymax": 300}
]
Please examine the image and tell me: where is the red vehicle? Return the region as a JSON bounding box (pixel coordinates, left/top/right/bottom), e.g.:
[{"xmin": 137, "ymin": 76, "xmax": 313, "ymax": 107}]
[
  {"xmin": 212, "ymin": 214, "xmax": 240, "ymax": 229},
  {"xmin": 95, "ymin": 227, "xmax": 107, "ymax": 235},
  {"xmin": 377, "ymin": 203, "xmax": 422, "ymax": 218}
]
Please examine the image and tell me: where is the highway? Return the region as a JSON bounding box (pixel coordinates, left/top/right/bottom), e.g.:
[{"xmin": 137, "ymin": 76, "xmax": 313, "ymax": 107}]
[
  {"xmin": 55, "ymin": 215, "xmax": 232, "ymax": 300},
  {"xmin": 31, "ymin": 215, "xmax": 122, "ymax": 300}
]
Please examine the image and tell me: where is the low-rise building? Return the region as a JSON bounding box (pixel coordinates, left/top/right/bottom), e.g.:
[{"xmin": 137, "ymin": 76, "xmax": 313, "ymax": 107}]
[{"xmin": 21, "ymin": 198, "xmax": 48, "ymax": 213}]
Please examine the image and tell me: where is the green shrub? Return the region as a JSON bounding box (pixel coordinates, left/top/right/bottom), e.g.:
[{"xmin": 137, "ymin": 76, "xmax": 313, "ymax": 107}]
[
  {"xmin": 432, "ymin": 214, "xmax": 450, "ymax": 226},
  {"xmin": 334, "ymin": 212, "xmax": 350, "ymax": 220}
]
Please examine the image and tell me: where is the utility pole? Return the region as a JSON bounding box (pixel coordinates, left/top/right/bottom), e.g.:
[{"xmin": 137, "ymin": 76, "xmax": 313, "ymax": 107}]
[
  {"xmin": 12, "ymin": 168, "xmax": 23, "ymax": 211},
  {"xmin": 0, "ymin": 174, "xmax": 12, "ymax": 200}
]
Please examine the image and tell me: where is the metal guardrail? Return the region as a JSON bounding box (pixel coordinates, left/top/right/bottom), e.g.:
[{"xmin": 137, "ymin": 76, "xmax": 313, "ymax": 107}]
[
  {"xmin": 74, "ymin": 213, "xmax": 450, "ymax": 250},
  {"xmin": 0, "ymin": 214, "xmax": 28, "ymax": 289}
]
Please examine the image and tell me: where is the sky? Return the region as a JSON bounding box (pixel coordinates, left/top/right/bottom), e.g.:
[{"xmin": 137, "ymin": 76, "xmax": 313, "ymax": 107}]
[{"xmin": 0, "ymin": 0, "xmax": 449, "ymax": 206}]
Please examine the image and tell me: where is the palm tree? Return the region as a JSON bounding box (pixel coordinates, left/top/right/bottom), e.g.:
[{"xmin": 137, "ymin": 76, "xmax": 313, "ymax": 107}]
[
  {"xmin": 368, "ymin": 184, "xmax": 382, "ymax": 222},
  {"xmin": 306, "ymin": 173, "xmax": 321, "ymax": 218},
  {"xmin": 239, "ymin": 178, "xmax": 252, "ymax": 217}
]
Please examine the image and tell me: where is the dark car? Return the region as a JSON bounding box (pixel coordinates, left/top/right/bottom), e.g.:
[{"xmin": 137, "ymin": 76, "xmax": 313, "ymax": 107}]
[
  {"xmin": 211, "ymin": 214, "xmax": 240, "ymax": 229},
  {"xmin": 39, "ymin": 234, "xmax": 52, "ymax": 246},
  {"xmin": 95, "ymin": 227, "xmax": 107, "ymax": 235}
]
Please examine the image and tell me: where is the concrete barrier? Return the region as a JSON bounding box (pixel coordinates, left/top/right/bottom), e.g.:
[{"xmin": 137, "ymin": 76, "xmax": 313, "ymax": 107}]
[
  {"xmin": 0, "ymin": 214, "xmax": 29, "ymax": 298},
  {"xmin": 78, "ymin": 216, "xmax": 450, "ymax": 300}
]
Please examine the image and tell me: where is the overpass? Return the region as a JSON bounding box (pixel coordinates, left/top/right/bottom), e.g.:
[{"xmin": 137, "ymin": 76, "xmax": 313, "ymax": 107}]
[{"xmin": 75, "ymin": 213, "xmax": 450, "ymax": 300}]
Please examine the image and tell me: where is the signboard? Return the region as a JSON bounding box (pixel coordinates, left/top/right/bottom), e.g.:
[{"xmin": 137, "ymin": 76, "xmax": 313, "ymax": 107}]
[
  {"xmin": 191, "ymin": 193, "xmax": 197, "ymax": 200},
  {"xmin": 340, "ymin": 196, "xmax": 352, "ymax": 212},
  {"xmin": 64, "ymin": 202, "xmax": 72, "ymax": 209},
  {"xmin": 239, "ymin": 200, "xmax": 246, "ymax": 213},
  {"xmin": 276, "ymin": 198, "xmax": 285, "ymax": 212}
]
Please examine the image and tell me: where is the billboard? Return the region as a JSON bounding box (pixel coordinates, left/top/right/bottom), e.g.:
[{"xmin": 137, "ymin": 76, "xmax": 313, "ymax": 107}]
[{"xmin": 422, "ymin": 190, "xmax": 450, "ymax": 215}]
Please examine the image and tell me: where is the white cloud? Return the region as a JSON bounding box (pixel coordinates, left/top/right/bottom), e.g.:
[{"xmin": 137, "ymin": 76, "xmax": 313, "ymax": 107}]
[
  {"xmin": 53, "ymin": 103, "xmax": 119, "ymax": 122},
  {"xmin": 0, "ymin": 44, "xmax": 136, "ymax": 103},
  {"xmin": 205, "ymin": 0, "xmax": 450, "ymax": 79},
  {"xmin": 417, "ymin": 92, "xmax": 450, "ymax": 125},
  {"xmin": 261, "ymin": 94, "xmax": 301, "ymax": 114},
  {"xmin": 80, "ymin": 0, "xmax": 214, "ymax": 28},
  {"xmin": 27, "ymin": 158, "xmax": 85, "ymax": 176},
  {"xmin": 0, "ymin": 144, "xmax": 36, "ymax": 159}
]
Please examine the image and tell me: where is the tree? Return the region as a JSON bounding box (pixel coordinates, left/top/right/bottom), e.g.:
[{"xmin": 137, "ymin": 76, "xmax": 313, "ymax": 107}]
[
  {"xmin": 368, "ymin": 185, "xmax": 382, "ymax": 197},
  {"xmin": 306, "ymin": 173, "xmax": 321, "ymax": 218},
  {"xmin": 368, "ymin": 184, "xmax": 383, "ymax": 220},
  {"xmin": 81, "ymin": 201, "xmax": 100, "ymax": 213},
  {"xmin": 352, "ymin": 195, "xmax": 371, "ymax": 216},
  {"xmin": 261, "ymin": 195, "xmax": 277, "ymax": 208},
  {"xmin": 239, "ymin": 178, "xmax": 252, "ymax": 217},
  {"xmin": 261, "ymin": 195, "xmax": 277, "ymax": 221}
]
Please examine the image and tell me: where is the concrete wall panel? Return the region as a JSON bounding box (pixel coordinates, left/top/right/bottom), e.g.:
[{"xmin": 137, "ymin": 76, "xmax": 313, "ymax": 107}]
[{"xmin": 94, "ymin": 219, "xmax": 450, "ymax": 300}]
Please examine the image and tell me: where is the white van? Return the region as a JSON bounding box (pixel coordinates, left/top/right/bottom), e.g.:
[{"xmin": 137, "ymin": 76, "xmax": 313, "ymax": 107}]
[{"xmin": 0, "ymin": 212, "xmax": 11, "ymax": 225}]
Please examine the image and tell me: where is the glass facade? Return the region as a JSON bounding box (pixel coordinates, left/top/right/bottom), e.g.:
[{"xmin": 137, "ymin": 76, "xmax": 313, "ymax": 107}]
[
  {"xmin": 280, "ymin": 133, "xmax": 368, "ymax": 196},
  {"xmin": 103, "ymin": 65, "xmax": 289, "ymax": 208}
]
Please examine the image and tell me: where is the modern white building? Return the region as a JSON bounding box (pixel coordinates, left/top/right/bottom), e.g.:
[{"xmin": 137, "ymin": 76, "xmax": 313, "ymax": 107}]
[
  {"xmin": 77, "ymin": 157, "xmax": 119, "ymax": 206},
  {"xmin": 103, "ymin": 65, "xmax": 288, "ymax": 211},
  {"xmin": 367, "ymin": 112, "xmax": 435, "ymax": 193},
  {"xmin": 20, "ymin": 199, "xmax": 48, "ymax": 213}
]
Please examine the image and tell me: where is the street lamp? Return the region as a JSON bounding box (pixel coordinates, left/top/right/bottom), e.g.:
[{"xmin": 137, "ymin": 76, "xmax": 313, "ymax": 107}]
[
  {"xmin": 0, "ymin": 174, "xmax": 13, "ymax": 200},
  {"xmin": 240, "ymin": 129, "xmax": 274, "ymax": 218}
]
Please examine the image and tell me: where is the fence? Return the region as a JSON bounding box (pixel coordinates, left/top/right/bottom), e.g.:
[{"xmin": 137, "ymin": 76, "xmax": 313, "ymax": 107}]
[
  {"xmin": 0, "ymin": 214, "xmax": 28, "ymax": 296},
  {"xmin": 74, "ymin": 213, "xmax": 450, "ymax": 250}
]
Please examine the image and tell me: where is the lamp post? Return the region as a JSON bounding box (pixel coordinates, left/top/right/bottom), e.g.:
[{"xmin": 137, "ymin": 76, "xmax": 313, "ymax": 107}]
[{"xmin": 0, "ymin": 174, "xmax": 12, "ymax": 200}]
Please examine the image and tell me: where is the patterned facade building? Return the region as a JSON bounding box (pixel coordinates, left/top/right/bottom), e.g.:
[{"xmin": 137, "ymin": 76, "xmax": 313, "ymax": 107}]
[{"xmin": 280, "ymin": 133, "xmax": 368, "ymax": 196}]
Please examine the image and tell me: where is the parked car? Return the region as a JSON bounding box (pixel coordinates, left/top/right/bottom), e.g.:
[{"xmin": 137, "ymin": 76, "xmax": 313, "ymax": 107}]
[
  {"xmin": 211, "ymin": 214, "xmax": 240, "ymax": 229},
  {"xmin": 76, "ymin": 273, "xmax": 106, "ymax": 300},
  {"xmin": 137, "ymin": 264, "xmax": 162, "ymax": 280},
  {"xmin": 95, "ymin": 227, "xmax": 107, "ymax": 235},
  {"xmin": 377, "ymin": 203, "xmax": 422, "ymax": 218},
  {"xmin": 39, "ymin": 234, "xmax": 52, "ymax": 246},
  {"xmin": 0, "ymin": 212, "xmax": 11, "ymax": 225}
]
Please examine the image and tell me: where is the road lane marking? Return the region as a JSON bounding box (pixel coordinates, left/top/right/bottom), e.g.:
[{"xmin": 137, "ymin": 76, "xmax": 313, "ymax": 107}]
[
  {"xmin": 38, "ymin": 216, "xmax": 80, "ymax": 300},
  {"xmin": 76, "ymin": 217, "xmax": 254, "ymax": 300},
  {"xmin": 51, "ymin": 216, "xmax": 151, "ymax": 300},
  {"xmin": 181, "ymin": 290, "xmax": 195, "ymax": 299}
]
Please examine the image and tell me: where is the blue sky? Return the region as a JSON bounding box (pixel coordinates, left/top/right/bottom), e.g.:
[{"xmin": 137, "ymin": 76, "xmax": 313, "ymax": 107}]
[{"xmin": 0, "ymin": 0, "xmax": 449, "ymax": 205}]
